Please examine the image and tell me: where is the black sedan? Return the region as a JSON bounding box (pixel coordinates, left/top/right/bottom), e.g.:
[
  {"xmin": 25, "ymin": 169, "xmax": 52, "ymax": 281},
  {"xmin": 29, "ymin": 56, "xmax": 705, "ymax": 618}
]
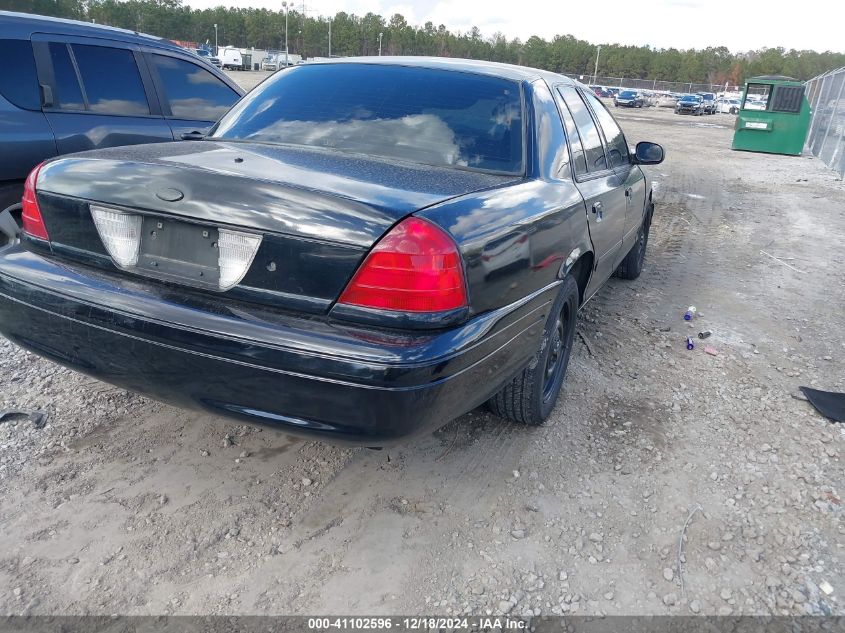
[
  {"xmin": 614, "ymin": 90, "xmax": 645, "ymax": 108},
  {"xmin": 0, "ymin": 58, "xmax": 664, "ymax": 444}
]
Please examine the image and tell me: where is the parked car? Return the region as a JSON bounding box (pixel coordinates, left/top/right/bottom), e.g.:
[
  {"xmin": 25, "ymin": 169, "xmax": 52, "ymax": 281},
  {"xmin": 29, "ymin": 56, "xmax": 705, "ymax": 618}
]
[
  {"xmin": 0, "ymin": 58, "xmax": 664, "ymax": 444},
  {"xmin": 218, "ymin": 46, "xmax": 243, "ymax": 70},
  {"xmin": 614, "ymin": 90, "xmax": 645, "ymax": 108},
  {"xmin": 262, "ymin": 54, "xmax": 280, "ymax": 71},
  {"xmin": 640, "ymin": 90, "xmax": 657, "ymax": 106},
  {"xmin": 0, "ymin": 11, "xmax": 244, "ymax": 246},
  {"xmin": 716, "ymin": 98, "xmax": 740, "ymax": 114},
  {"xmin": 696, "ymin": 92, "xmax": 716, "ymax": 114},
  {"xmin": 192, "ymin": 47, "xmax": 221, "ymax": 68},
  {"xmin": 655, "ymin": 93, "xmax": 678, "ymax": 108},
  {"xmin": 262, "ymin": 53, "xmax": 301, "ymax": 70},
  {"xmin": 675, "ymin": 94, "xmax": 704, "ymax": 115},
  {"xmin": 743, "ymin": 98, "xmax": 768, "ymax": 111}
]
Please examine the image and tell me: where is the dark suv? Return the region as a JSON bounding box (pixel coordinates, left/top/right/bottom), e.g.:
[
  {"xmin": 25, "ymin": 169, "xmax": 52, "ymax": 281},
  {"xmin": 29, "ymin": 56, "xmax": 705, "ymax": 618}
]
[{"xmin": 0, "ymin": 11, "xmax": 244, "ymax": 243}]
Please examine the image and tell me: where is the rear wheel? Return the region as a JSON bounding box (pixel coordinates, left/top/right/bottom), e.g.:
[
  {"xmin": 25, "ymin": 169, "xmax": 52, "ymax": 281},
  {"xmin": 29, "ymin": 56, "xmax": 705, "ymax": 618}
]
[
  {"xmin": 488, "ymin": 275, "xmax": 579, "ymax": 425},
  {"xmin": 0, "ymin": 205, "xmax": 21, "ymax": 249},
  {"xmin": 614, "ymin": 207, "xmax": 652, "ymax": 280}
]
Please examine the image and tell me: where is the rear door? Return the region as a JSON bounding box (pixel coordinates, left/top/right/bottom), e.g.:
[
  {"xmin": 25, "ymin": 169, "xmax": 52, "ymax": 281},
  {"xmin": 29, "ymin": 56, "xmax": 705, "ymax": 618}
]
[
  {"xmin": 144, "ymin": 50, "xmax": 242, "ymax": 139},
  {"xmin": 555, "ymin": 85, "xmax": 627, "ymax": 287},
  {"xmin": 32, "ymin": 35, "xmax": 173, "ymax": 155},
  {"xmin": 0, "ymin": 37, "xmax": 56, "ymax": 198},
  {"xmin": 581, "ymin": 89, "xmax": 647, "ymax": 261}
]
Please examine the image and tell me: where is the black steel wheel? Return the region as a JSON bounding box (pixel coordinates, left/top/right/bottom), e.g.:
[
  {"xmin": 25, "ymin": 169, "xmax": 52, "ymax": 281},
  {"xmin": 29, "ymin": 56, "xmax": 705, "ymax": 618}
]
[
  {"xmin": 488, "ymin": 275, "xmax": 579, "ymax": 425},
  {"xmin": 614, "ymin": 206, "xmax": 652, "ymax": 280}
]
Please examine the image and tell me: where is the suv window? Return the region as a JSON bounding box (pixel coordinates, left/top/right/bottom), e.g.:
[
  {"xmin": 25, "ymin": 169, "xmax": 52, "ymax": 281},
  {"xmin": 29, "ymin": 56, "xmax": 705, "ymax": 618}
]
[
  {"xmin": 152, "ymin": 55, "xmax": 239, "ymax": 121},
  {"xmin": 49, "ymin": 42, "xmax": 85, "ymax": 110},
  {"xmin": 558, "ymin": 86, "xmax": 607, "ymax": 173},
  {"xmin": 71, "ymin": 44, "xmax": 149, "ymax": 115},
  {"xmin": 582, "ymin": 90, "xmax": 629, "ymax": 168},
  {"xmin": 0, "ymin": 40, "xmax": 40, "ymax": 110}
]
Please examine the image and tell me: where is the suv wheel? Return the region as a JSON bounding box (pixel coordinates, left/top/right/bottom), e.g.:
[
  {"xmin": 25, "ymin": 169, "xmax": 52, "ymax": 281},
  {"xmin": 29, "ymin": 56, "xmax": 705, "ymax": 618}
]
[
  {"xmin": 488, "ymin": 275, "xmax": 579, "ymax": 426},
  {"xmin": 0, "ymin": 205, "xmax": 22, "ymax": 249}
]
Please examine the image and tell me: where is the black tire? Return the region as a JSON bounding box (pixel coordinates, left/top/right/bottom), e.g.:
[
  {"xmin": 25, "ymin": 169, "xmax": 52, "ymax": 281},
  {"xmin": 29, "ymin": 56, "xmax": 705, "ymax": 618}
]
[
  {"xmin": 614, "ymin": 205, "xmax": 652, "ymax": 280},
  {"xmin": 488, "ymin": 275, "xmax": 579, "ymax": 425}
]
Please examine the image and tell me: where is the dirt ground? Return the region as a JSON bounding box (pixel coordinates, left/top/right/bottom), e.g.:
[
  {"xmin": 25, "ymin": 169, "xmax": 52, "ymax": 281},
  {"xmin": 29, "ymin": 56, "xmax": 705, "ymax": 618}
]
[{"xmin": 1, "ymin": 87, "xmax": 843, "ymax": 617}]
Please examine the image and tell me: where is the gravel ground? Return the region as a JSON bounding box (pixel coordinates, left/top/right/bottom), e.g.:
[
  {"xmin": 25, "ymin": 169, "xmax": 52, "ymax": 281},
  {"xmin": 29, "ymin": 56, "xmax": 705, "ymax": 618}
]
[{"xmin": 0, "ymin": 94, "xmax": 843, "ymax": 617}]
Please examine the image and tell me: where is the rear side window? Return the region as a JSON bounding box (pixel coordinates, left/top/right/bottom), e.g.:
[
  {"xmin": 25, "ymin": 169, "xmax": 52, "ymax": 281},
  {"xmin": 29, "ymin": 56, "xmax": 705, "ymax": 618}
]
[
  {"xmin": 582, "ymin": 91, "xmax": 629, "ymax": 168},
  {"xmin": 212, "ymin": 64, "xmax": 525, "ymax": 174},
  {"xmin": 151, "ymin": 55, "xmax": 239, "ymax": 121},
  {"xmin": 0, "ymin": 39, "xmax": 39, "ymax": 110},
  {"xmin": 49, "ymin": 42, "xmax": 85, "ymax": 110},
  {"xmin": 71, "ymin": 44, "xmax": 149, "ymax": 115},
  {"xmin": 558, "ymin": 86, "xmax": 607, "ymax": 173},
  {"xmin": 553, "ymin": 87, "xmax": 588, "ymax": 177}
]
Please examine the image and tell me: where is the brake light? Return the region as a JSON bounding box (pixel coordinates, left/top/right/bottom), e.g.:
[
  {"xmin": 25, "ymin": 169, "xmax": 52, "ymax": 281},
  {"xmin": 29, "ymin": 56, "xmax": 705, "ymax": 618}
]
[
  {"xmin": 338, "ymin": 217, "xmax": 467, "ymax": 313},
  {"xmin": 21, "ymin": 163, "xmax": 49, "ymax": 240}
]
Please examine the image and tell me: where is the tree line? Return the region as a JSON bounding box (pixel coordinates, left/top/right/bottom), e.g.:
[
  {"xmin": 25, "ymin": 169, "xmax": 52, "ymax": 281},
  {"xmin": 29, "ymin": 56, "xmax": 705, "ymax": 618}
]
[{"xmin": 5, "ymin": 0, "xmax": 844, "ymax": 83}]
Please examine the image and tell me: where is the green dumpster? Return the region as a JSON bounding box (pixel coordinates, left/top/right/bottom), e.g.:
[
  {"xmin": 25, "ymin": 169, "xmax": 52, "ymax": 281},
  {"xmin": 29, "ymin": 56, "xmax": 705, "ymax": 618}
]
[{"xmin": 732, "ymin": 76, "xmax": 811, "ymax": 155}]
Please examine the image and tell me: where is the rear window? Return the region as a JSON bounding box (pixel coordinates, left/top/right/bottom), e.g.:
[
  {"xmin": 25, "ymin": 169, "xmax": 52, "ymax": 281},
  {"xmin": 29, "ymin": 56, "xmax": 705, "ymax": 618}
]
[
  {"xmin": 0, "ymin": 39, "xmax": 40, "ymax": 110},
  {"xmin": 212, "ymin": 64, "xmax": 524, "ymax": 174}
]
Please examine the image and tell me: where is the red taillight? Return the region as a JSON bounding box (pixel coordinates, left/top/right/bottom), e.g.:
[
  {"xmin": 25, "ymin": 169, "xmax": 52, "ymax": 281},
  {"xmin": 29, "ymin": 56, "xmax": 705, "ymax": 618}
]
[
  {"xmin": 338, "ymin": 217, "xmax": 467, "ymax": 313},
  {"xmin": 21, "ymin": 162, "xmax": 49, "ymax": 241}
]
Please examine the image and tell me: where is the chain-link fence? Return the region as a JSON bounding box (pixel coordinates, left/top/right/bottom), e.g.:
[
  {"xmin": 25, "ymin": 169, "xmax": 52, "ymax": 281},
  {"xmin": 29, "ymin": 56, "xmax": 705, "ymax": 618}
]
[
  {"xmin": 561, "ymin": 74, "xmax": 731, "ymax": 94},
  {"xmin": 805, "ymin": 66, "xmax": 845, "ymax": 179}
]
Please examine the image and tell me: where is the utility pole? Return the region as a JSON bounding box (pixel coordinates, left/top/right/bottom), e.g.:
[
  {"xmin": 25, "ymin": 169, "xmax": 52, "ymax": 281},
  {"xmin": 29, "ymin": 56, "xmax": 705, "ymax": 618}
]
[
  {"xmin": 214, "ymin": 23, "xmax": 218, "ymax": 56},
  {"xmin": 328, "ymin": 19, "xmax": 331, "ymax": 57},
  {"xmin": 592, "ymin": 45, "xmax": 601, "ymax": 85},
  {"xmin": 281, "ymin": 2, "xmax": 289, "ymax": 66},
  {"xmin": 378, "ymin": 31, "xmax": 383, "ymax": 56}
]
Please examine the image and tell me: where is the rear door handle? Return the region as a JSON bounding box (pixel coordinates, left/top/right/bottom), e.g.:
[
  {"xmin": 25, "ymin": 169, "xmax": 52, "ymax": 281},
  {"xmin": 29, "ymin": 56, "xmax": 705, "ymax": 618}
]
[
  {"xmin": 39, "ymin": 83, "xmax": 53, "ymax": 108},
  {"xmin": 592, "ymin": 201, "xmax": 603, "ymax": 214}
]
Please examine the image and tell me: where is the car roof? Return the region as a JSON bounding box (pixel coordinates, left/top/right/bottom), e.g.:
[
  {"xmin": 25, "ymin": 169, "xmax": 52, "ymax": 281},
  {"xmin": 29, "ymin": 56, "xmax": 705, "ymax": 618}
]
[
  {"xmin": 0, "ymin": 10, "xmax": 173, "ymax": 49},
  {"xmin": 308, "ymin": 56, "xmax": 581, "ymax": 86}
]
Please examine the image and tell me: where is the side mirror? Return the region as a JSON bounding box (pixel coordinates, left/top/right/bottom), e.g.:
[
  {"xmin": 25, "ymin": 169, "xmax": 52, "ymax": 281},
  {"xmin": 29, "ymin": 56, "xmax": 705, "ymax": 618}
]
[{"xmin": 633, "ymin": 141, "xmax": 664, "ymax": 165}]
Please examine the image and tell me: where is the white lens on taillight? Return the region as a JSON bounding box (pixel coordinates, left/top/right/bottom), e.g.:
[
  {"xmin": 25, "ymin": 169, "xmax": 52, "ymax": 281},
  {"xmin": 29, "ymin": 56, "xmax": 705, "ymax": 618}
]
[
  {"xmin": 217, "ymin": 228, "xmax": 261, "ymax": 291},
  {"xmin": 90, "ymin": 206, "xmax": 143, "ymax": 267}
]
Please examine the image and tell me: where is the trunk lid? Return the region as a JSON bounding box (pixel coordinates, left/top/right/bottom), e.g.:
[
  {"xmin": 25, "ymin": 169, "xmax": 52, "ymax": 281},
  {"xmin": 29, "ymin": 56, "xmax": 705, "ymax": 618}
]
[{"xmin": 34, "ymin": 141, "xmax": 515, "ymax": 314}]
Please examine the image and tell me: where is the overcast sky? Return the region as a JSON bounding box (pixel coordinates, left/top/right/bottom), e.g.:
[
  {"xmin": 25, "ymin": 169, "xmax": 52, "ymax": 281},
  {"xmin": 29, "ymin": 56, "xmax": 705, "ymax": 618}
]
[{"xmin": 181, "ymin": 0, "xmax": 839, "ymax": 53}]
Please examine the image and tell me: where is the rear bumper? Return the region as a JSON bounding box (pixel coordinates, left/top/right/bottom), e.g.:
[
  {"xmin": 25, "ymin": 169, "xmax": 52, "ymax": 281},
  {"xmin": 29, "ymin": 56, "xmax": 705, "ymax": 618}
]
[{"xmin": 0, "ymin": 247, "xmax": 551, "ymax": 444}]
